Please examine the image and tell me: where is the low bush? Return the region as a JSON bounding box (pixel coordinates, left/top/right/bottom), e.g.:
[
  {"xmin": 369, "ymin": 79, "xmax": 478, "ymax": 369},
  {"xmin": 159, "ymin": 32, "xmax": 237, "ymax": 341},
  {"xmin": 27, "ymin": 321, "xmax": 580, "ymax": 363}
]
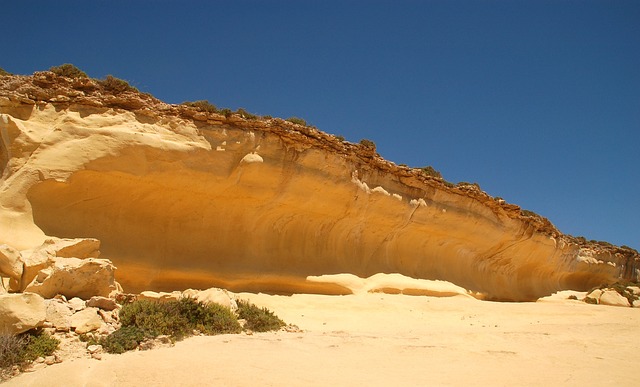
[
  {"xmin": 0, "ymin": 330, "xmax": 59, "ymax": 371},
  {"xmin": 49, "ymin": 63, "xmax": 88, "ymax": 78},
  {"xmin": 100, "ymin": 326, "xmax": 147, "ymax": 354},
  {"xmin": 520, "ymin": 209, "xmax": 539, "ymax": 218},
  {"xmin": 286, "ymin": 117, "xmax": 307, "ymax": 126},
  {"xmin": 420, "ymin": 166, "xmax": 442, "ymax": 179},
  {"xmin": 0, "ymin": 332, "xmax": 25, "ymax": 370},
  {"xmin": 235, "ymin": 108, "xmax": 258, "ymax": 120},
  {"xmin": 359, "ymin": 138, "xmax": 376, "ymax": 150},
  {"xmin": 99, "ymin": 75, "xmax": 139, "ymax": 93},
  {"xmin": 0, "ymin": 67, "xmax": 10, "ymax": 76},
  {"xmin": 236, "ymin": 300, "xmax": 285, "ymax": 332},
  {"xmin": 182, "ymin": 100, "xmax": 218, "ymax": 113},
  {"xmin": 103, "ymin": 297, "xmax": 241, "ymax": 353}
]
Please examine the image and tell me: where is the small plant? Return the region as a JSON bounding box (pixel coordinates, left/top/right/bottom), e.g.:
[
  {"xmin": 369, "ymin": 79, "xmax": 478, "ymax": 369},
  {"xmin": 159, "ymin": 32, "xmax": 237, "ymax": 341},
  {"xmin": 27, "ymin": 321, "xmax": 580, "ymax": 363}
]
[
  {"xmin": 420, "ymin": 166, "xmax": 442, "ymax": 179},
  {"xmin": 100, "ymin": 326, "xmax": 147, "ymax": 354},
  {"xmin": 0, "ymin": 330, "xmax": 59, "ymax": 372},
  {"xmin": 335, "ymin": 135, "xmax": 345, "ymax": 142},
  {"xmin": 219, "ymin": 108, "xmax": 233, "ymax": 117},
  {"xmin": 359, "ymin": 139, "xmax": 376, "ymax": 150},
  {"xmin": 182, "ymin": 100, "xmax": 218, "ymax": 114},
  {"xmin": 286, "ymin": 117, "xmax": 307, "ymax": 126},
  {"xmin": 49, "ymin": 63, "xmax": 88, "ymax": 78},
  {"xmin": 0, "ymin": 67, "xmax": 10, "ymax": 76},
  {"xmin": 520, "ymin": 209, "xmax": 539, "ymax": 218},
  {"xmin": 103, "ymin": 297, "xmax": 241, "ymax": 353},
  {"xmin": 99, "ymin": 75, "xmax": 139, "ymax": 94},
  {"xmin": 236, "ymin": 300, "xmax": 285, "ymax": 332},
  {"xmin": 235, "ymin": 108, "xmax": 257, "ymax": 120},
  {"xmin": 21, "ymin": 330, "xmax": 59, "ymax": 362},
  {"xmin": 0, "ymin": 332, "xmax": 25, "ymax": 370}
]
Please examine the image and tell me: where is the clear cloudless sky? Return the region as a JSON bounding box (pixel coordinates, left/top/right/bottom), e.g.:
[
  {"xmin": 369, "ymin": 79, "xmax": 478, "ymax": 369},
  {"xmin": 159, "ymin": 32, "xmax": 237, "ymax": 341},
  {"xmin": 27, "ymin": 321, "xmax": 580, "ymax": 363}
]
[{"xmin": 2, "ymin": 0, "xmax": 639, "ymax": 249}]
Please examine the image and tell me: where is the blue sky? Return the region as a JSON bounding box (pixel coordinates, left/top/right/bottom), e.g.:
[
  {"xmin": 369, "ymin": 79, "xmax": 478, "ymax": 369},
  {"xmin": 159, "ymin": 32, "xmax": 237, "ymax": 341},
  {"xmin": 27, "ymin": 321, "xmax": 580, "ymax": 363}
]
[{"xmin": 2, "ymin": 1, "xmax": 639, "ymax": 249}]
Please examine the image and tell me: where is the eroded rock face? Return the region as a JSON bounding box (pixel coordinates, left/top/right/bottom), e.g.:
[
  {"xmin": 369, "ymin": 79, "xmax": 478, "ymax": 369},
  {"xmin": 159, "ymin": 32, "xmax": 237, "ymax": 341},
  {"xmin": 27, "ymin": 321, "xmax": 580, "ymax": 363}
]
[
  {"xmin": 0, "ymin": 292, "xmax": 46, "ymax": 334},
  {"xmin": 24, "ymin": 257, "xmax": 119, "ymax": 299},
  {"xmin": 0, "ymin": 244, "xmax": 22, "ymax": 291},
  {"xmin": 1, "ymin": 72, "xmax": 639, "ymax": 301}
]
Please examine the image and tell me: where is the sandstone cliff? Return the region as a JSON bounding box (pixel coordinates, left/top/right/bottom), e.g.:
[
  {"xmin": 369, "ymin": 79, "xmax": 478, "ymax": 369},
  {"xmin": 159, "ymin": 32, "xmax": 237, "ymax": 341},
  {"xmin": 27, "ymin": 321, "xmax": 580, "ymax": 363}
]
[{"xmin": 1, "ymin": 70, "xmax": 638, "ymax": 301}]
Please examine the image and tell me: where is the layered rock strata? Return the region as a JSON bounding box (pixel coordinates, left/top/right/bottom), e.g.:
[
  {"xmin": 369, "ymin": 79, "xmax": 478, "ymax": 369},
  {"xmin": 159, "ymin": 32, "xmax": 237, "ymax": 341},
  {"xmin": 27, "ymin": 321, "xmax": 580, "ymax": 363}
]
[{"xmin": 1, "ymin": 71, "xmax": 638, "ymax": 301}]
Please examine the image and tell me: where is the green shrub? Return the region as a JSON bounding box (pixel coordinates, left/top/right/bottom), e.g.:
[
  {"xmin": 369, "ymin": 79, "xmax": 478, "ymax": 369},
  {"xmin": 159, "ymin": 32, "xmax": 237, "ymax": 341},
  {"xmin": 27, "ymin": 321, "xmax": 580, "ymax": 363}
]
[
  {"xmin": 105, "ymin": 297, "xmax": 241, "ymax": 353},
  {"xmin": 520, "ymin": 209, "xmax": 539, "ymax": 218},
  {"xmin": 0, "ymin": 67, "xmax": 10, "ymax": 76},
  {"xmin": 0, "ymin": 330, "xmax": 59, "ymax": 371},
  {"xmin": 359, "ymin": 139, "xmax": 376, "ymax": 150},
  {"xmin": 119, "ymin": 299, "xmax": 190, "ymax": 338},
  {"xmin": 236, "ymin": 300, "xmax": 285, "ymax": 332},
  {"xmin": 335, "ymin": 135, "xmax": 345, "ymax": 142},
  {"xmin": 420, "ymin": 166, "xmax": 442, "ymax": 179},
  {"xmin": 286, "ymin": 117, "xmax": 307, "ymax": 126},
  {"xmin": 220, "ymin": 108, "xmax": 233, "ymax": 117},
  {"xmin": 49, "ymin": 63, "xmax": 88, "ymax": 78},
  {"xmin": 100, "ymin": 326, "xmax": 147, "ymax": 354},
  {"xmin": 99, "ymin": 75, "xmax": 139, "ymax": 93},
  {"xmin": 182, "ymin": 100, "xmax": 218, "ymax": 113},
  {"xmin": 235, "ymin": 108, "xmax": 257, "ymax": 120},
  {"xmin": 22, "ymin": 330, "xmax": 59, "ymax": 362}
]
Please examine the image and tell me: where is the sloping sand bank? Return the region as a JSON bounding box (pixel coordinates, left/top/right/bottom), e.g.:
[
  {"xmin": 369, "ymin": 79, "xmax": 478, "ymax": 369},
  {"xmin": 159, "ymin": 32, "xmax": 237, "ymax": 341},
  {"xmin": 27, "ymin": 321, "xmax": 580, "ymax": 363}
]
[{"xmin": 7, "ymin": 292, "xmax": 638, "ymax": 386}]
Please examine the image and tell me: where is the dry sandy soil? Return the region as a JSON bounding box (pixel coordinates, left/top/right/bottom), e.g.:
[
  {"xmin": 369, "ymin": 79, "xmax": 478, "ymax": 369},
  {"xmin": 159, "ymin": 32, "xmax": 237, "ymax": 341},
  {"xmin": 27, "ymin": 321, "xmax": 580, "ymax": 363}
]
[{"xmin": 5, "ymin": 291, "xmax": 639, "ymax": 386}]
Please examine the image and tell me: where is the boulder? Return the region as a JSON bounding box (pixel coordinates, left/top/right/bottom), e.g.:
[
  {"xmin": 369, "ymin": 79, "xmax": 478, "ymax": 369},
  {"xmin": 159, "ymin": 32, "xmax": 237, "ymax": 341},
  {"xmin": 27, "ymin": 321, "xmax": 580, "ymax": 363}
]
[
  {"xmin": 19, "ymin": 238, "xmax": 101, "ymax": 292},
  {"xmin": 24, "ymin": 257, "xmax": 120, "ymax": 299},
  {"xmin": 70, "ymin": 307, "xmax": 103, "ymax": 334},
  {"xmin": 138, "ymin": 290, "xmax": 182, "ymax": 302},
  {"xmin": 44, "ymin": 299, "xmax": 73, "ymax": 332},
  {"xmin": 0, "ymin": 293, "xmax": 46, "ymax": 334},
  {"xmin": 20, "ymin": 248, "xmax": 54, "ymax": 293},
  {"xmin": 48, "ymin": 238, "xmax": 101, "ymax": 259},
  {"xmin": 0, "ymin": 244, "xmax": 23, "ymax": 290},
  {"xmin": 598, "ymin": 289, "xmax": 630, "ymax": 307},
  {"xmin": 192, "ymin": 287, "xmax": 238, "ymax": 311},
  {"xmin": 68, "ymin": 297, "xmax": 86, "ymax": 311},
  {"xmin": 87, "ymin": 296, "xmax": 118, "ymax": 311}
]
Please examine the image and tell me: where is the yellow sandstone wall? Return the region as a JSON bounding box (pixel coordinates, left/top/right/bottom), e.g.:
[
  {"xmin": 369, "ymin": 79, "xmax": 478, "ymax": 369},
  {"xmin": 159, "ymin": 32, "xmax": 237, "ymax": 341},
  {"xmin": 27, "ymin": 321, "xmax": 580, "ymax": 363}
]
[{"xmin": 1, "ymin": 81, "xmax": 636, "ymax": 301}]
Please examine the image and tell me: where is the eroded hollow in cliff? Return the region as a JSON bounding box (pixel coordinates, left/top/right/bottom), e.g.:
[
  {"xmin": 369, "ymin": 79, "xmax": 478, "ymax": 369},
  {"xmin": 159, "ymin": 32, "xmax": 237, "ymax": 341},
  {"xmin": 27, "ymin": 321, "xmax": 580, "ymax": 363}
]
[{"xmin": 25, "ymin": 143, "xmax": 615, "ymax": 301}]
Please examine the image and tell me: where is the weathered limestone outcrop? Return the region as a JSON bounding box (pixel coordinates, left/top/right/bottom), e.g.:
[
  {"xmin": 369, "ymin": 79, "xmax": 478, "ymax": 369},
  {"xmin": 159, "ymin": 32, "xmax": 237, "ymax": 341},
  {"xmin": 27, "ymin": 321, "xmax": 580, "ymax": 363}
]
[
  {"xmin": 0, "ymin": 293, "xmax": 46, "ymax": 334},
  {"xmin": 1, "ymin": 71, "xmax": 638, "ymax": 301}
]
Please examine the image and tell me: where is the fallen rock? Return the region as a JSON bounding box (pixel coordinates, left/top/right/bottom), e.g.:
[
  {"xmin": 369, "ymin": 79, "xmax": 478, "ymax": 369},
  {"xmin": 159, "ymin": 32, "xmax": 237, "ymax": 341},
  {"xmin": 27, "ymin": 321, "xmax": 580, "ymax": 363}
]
[
  {"xmin": 585, "ymin": 289, "xmax": 603, "ymax": 303},
  {"xmin": 68, "ymin": 297, "xmax": 86, "ymax": 311},
  {"xmin": 87, "ymin": 296, "xmax": 118, "ymax": 311},
  {"xmin": 0, "ymin": 293, "xmax": 46, "ymax": 334},
  {"xmin": 70, "ymin": 307, "xmax": 103, "ymax": 334},
  {"xmin": 24, "ymin": 257, "xmax": 120, "ymax": 299},
  {"xmin": 191, "ymin": 287, "xmax": 237, "ymax": 310},
  {"xmin": 599, "ymin": 289, "xmax": 630, "ymax": 307},
  {"xmin": 44, "ymin": 299, "xmax": 73, "ymax": 332},
  {"xmin": 48, "ymin": 238, "xmax": 101, "ymax": 259},
  {"xmin": 0, "ymin": 244, "xmax": 23, "ymax": 290}
]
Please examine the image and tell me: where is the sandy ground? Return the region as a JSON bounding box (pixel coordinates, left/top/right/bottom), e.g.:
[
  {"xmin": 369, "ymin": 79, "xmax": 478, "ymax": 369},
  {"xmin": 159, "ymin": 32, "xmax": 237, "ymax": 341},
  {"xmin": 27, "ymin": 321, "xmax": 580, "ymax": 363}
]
[{"xmin": 5, "ymin": 291, "xmax": 639, "ymax": 386}]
